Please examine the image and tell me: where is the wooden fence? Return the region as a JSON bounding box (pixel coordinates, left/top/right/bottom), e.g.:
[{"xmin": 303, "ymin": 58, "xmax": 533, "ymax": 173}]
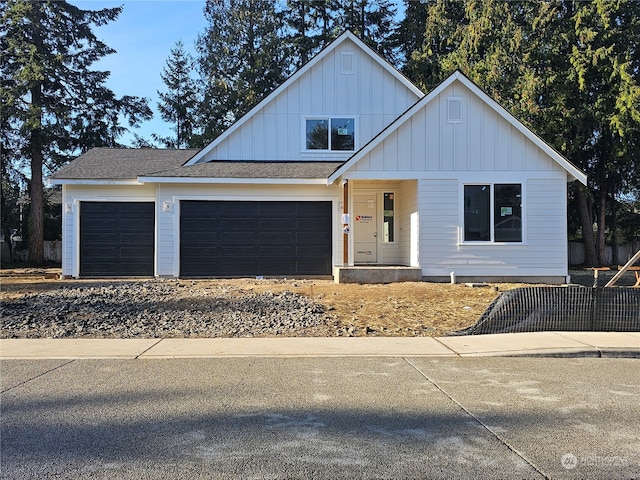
[
  {"xmin": 1, "ymin": 241, "xmax": 62, "ymax": 264},
  {"xmin": 569, "ymin": 241, "xmax": 640, "ymax": 266}
]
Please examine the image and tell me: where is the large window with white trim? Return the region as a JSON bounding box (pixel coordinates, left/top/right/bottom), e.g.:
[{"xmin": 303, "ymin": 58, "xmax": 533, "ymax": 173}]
[
  {"xmin": 305, "ymin": 117, "xmax": 355, "ymax": 151},
  {"xmin": 464, "ymin": 184, "xmax": 522, "ymax": 242}
]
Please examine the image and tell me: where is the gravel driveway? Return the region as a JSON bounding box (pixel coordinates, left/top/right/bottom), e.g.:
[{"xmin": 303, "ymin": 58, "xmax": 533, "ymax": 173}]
[{"xmin": 1, "ymin": 281, "xmax": 336, "ymax": 339}]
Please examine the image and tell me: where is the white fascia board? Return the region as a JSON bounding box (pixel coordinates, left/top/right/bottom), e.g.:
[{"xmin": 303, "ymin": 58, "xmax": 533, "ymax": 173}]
[
  {"xmin": 46, "ymin": 178, "xmax": 141, "ymax": 186},
  {"xmin": 186, "ymin": 31, "xmax": 425, "ymax": 167},
  {"xmin": 341, "ymin": 170, "xmax": 567, "ymax": 182},
  {"xmin": 137, "ymin": 176, "xmax": 328, "ymax": 185}
]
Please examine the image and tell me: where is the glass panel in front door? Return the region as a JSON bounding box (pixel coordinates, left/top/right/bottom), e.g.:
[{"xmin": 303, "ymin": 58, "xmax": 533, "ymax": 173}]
[{"xmin": 353, "ymin": 194, "xmax": 377, "ymax": 263}]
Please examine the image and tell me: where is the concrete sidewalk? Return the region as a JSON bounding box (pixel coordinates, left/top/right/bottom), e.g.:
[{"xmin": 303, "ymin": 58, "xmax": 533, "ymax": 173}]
[{"xmin": 1, "ymin": 331, "xmax": 638, "ymax": 359}]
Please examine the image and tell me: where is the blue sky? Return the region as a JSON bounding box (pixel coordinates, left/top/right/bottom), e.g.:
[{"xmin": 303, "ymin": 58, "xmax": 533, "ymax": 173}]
[{"xmin": 69, "ymin": 1, "xmax": 208, "ymax": 146}]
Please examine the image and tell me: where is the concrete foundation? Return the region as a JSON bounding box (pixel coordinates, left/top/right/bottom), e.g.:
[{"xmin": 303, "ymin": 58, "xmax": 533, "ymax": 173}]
[
  {"xmin": 422, "ymin": 276, "xmax": 567, "ymax": 285},
  {"xmin": 333, "ymin": 266, "xmax": 422, "ymax": 284}
]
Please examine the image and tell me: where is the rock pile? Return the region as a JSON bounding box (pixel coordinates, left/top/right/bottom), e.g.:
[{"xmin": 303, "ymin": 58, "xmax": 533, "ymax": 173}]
[{"xmin": 1, "ymin": 281, "xmax": 333, "ymax": 338}]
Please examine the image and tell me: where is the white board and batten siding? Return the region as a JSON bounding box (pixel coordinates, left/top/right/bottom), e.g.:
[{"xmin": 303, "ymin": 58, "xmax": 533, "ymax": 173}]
[
  {"xmin": 419, "ymin": 178, "xmax": 568, "ymax": 279},
  {"xmin": 340, "ymin": 78, "xmax": 574, "ymax": 280},
  {"xmin": 352, "ymin": 81, "xmax": 567, "ymax": 176},
  {"xmin": 197, "ymin": 38, "xmax": 421, "ymax": 163},
  {"xmin": 397, "ymin": 180, "xmax": 419, "ymax": 267}
]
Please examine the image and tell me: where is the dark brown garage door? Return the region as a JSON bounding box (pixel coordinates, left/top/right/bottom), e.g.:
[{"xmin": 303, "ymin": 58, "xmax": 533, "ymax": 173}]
[
  {"xmin": 80, "ymin": 202, "xmax": 154, "ymax": 276},
  {"xmin": 180, "ymin": 201, "xmax": 332, "ymax": 277}
]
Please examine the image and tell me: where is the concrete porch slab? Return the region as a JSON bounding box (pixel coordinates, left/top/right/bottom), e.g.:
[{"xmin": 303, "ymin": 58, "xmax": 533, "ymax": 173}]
[{"xmin": 333, "ymin": 266, "xmax": 422, "ymax": 284}]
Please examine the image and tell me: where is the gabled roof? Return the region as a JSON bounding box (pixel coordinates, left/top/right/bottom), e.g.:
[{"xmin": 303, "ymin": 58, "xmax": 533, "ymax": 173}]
[
  {"xmin": 185, "ymin": 30, "xmax": 425, "ymax": 166},
  {"xmin": 328, "ymin": 70, "xmax": 588, "ymax": 185},
  {"xmin": 48, "ymin": 147, "xmax": 199, "ymax": 184},
  {"xmin": 139, "ymin": 161, "xmax": 344, "ymax": 184}
]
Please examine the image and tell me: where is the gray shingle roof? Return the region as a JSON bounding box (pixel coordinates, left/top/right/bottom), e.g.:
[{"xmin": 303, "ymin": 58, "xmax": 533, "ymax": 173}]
[
  {"xmin": 49, "ymin": 148, "xmax": 343, "ymax": 181},
  {"xmin": 143, "ymin": 161, "xmax": 344, "ymax": 179},
  {"xmin": 49, "ymin": 148, "xmax": 199, "ymax": 180}
]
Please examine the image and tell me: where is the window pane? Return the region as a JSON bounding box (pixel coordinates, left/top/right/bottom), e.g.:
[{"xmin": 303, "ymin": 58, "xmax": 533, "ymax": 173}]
[
  {"xmin": 494, "ymin": 184, "xmax": 522, "ymax": 242},
  {"xmin": 383, "ymin": 192, "xmax": 394, "ymax": 243},
  {"xmin": 330, "ymin": 118, "xmax": 355, "ymax": 150},
  {"xmin": 306, "ymin": 119, "xmax": 328, "ymax": 150},
  {"xmin": 464, "ymin": 185, "xmax": 490, "ymax": 241}
]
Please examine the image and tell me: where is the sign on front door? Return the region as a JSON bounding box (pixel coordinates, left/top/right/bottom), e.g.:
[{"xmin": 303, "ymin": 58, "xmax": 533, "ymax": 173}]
[{"xmin": 353, "ymin": 194, "xmax": 377, "ymax": 263}]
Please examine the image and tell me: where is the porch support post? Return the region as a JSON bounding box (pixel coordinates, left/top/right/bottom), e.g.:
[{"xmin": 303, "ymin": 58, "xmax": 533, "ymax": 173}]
[{"xmin": 342, "ymin": 180, "xmax": 349, "ymax": 266}]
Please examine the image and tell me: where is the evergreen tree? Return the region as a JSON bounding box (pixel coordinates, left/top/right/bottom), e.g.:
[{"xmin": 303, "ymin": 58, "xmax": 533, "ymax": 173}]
[
  {"xmin": 1, "ymin": 0, "xmax": 152, "ymax": 263},
  {"xmin": 401, "ymin": 0, "xmax": 640, "ymax": 266},
  {"xmin": 335, "ymin": 0, "xmax": 397, "ymax": 62},
  {"xmin": 154, "ymin": 40, "xmax": 199, "ymax": 148},
  {"xmin": 308, "ymin": 0, "xmax": 339, "ymax": 50},
  {"xmin": 196, "ymin": 0, "xmax": 289, "ymax": 144},
  {"xmin": 285, "ymin": 0, "xmax": 320, "ymax": 68}
]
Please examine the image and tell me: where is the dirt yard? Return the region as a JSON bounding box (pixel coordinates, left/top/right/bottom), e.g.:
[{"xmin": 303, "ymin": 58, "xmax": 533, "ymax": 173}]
[{"xmin": 1, "ymin": 267, "xmax": 628, "ymax": 338}]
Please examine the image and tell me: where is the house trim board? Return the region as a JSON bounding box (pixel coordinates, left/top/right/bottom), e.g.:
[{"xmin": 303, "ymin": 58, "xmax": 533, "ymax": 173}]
[
  {"xmin": 49, "ymin": 179, "xmax": 142, "ymax": 186},
  {"xmin": 137, "ymin": 176, "xmax": 329, "ymax": 185},
  {"xmin": 339, "ymin": 170, "xmax": 569, "ymax": 182}
]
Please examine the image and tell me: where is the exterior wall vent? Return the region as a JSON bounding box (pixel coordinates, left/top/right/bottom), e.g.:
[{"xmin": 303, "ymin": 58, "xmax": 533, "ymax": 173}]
[
  {"xmin": 447, "ymin": 96, "xmax": 463, "ymax": 123},
  {"xmin": 341, "ymin": 52, "xmax": 354, "ymax": 74}
]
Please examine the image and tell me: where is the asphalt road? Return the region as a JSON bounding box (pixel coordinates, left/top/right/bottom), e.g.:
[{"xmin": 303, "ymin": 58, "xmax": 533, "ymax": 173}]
[{"xmin": 1, "ymin": 357, "xmax": 639, "ymax": 479}]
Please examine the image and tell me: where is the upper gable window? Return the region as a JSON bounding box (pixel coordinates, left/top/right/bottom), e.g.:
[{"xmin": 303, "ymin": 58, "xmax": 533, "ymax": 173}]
[{"xmin": 305, "ymin": 117, "xmax": 355, "ymax": 151}]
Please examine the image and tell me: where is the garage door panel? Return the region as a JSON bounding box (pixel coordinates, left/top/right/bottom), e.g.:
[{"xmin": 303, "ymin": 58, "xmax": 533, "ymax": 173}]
[
  {"xmin": 120, "ymin": 233, "xmax": 154, "ymax": 244},
  {"xmin": 295, "ymin": 261, "xmax": 330, "ymax": 275},
  {"xmin": 221, "ymin": 246, "xmax": 256, "ymax": 256},
  {"xmin": 259, "ymin": 246, "xmax": 294, "ymax": 257},
  {"xmin": 221, "ymin": 218, "xmax": 257, "ymax": 230},
  {"xmin": 120, "ymin": 246, "xmax": 154, "ymax": 257},
  {"xmin": 119, "ymin": 262, "xmax": 153, "ymax": 275},
  {"xmin": 260, "ymin": 232, "xmax": 293, "ymax": 243},
  {"xmin": 259, "ymin": 262, "xmax": 294, "ymax": 274},
  {"xmin": 81, "ymin": 263, "xmax": 117, "ymax": 275},
  {"xmin": 181, "ymin": 262, "xmax": 220, "ymax": 276},
  {"xmin": 182, "ymin": 219, "xmax": 219, "ymax": 230},
  {"xmin": 82, "ymin": 233, "xmax": 118, "ymax": 245},
  {"xmin": 187, "ymin": 235, "xmax": 216, "ymax": 244},
  {"xmin": 259, "ymin": 219, "xmax": 293, "ymax": 230},
  {"xmin": 80, "ymin": 202, "xmax": 154, "ymax": 277},
  {"xmin": 220, "ymin": 261, "xmax": 258, "ymax": 275},
  {"xmin": 296, "ymin": 231, "xmax": 331, "ymax": 245},
  {"xmin": 180, "ymin": 200, "xmax": 331, "ymax": 277},
  {"xmin": 82, "ymin": 219, "xmax": 118, "ymax": 231},
  {"xmin": 81, "ymin": 247, "xmax": 117, "ymax": 259},
  {"xmin": 224, "ymin": 203, "xmax": 258, "ymax": 215},
  {"xmin": 296, "ymin": 202, "xmax": 329, "ymax": 215},
  {"xmin": 297, "ymin": 218, "xmax": 330, "ymax": 231},
  {"xmin": 221, "ymin": 232, "xmax": 257, "ymax": 244}
]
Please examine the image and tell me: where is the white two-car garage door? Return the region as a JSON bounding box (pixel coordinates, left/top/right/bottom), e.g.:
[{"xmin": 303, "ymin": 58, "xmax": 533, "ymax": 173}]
[{"xmin": 180, "ymin": 201, "xmax": 332, "ymax": 277}]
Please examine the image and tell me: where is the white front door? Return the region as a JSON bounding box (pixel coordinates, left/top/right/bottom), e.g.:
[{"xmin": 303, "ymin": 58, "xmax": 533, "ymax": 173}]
[{"xmin": 353, "ymin": 194, "xmax": 377, "ymax": 263}]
